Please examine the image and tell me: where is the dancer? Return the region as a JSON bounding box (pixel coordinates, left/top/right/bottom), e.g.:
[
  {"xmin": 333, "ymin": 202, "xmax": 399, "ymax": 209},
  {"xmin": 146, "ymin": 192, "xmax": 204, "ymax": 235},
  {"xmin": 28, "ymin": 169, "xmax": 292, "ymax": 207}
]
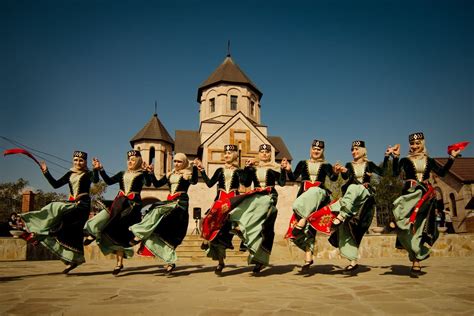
[
  {"xmin": 129, "ymin": 153, "xmax": 198, "ymax": 274},
  {"xmin": 391, "ymin": 132, "xmax": 459, "ymax": 276},
  {"xmin": 224, "ymin": 143, "xmax": 286, "ymax": 274},
  {"xmin": 284, "ymin": 139, "xmax": 338, "ymax": 272},
  {"xmin": 329, "ymin": 140, "xmax": 390, "ymax": 274},
  {"xmin": 84, "ymin": 150, "xmax": 150, "ymax": 275},
  {"xmin": 20, "ymin": 151, "xmax": 99, "ymax": 274},
  {"xmin": 194, "ymin": 145, "xmax": 246, "ymax": 275}
]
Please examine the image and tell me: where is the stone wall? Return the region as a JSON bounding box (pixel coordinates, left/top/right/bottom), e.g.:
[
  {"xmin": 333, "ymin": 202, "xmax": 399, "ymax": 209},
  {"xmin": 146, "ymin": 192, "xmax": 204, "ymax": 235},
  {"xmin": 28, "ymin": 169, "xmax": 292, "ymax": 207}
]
[{"xmin": 2, "ymin": 233, "xmax": 473, "ymax": 262}]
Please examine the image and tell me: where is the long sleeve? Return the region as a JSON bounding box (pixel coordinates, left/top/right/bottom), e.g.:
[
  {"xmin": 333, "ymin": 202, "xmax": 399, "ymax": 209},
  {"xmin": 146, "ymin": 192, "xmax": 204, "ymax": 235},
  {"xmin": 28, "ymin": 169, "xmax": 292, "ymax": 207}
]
[
  {"xmin": 150, "ymin": 173, "xmax": 168, "ymax": 188},
  {"xmin": 287, "ymin": 161, "xmax": 305, "ymax": 181},
  {"xmin": 99, "ymin": 169, "xmax": 122, "ymax": 185},
  {"xmin": 90, "ymin": 169, "xmax": 100, "ymax": 184},
  {"xmin": 190, "ymin": 166, "xmax": 198, "ymax": 185},
  {"xmin": 429, "ymin": 157, "xmax": 455, "ymax": 177},
  {"xmin": 341, "ymin": 163, "xmax": 351, "ymax": 180},
  {"xmin": 43, "ymin": 170, "xmax": 70, "ymax": 189},
  {"xmin": 325, "ymin": 163, "xmax": 339, "ymax": 181},
  {"xmin": 201, "ymin": 168, "xmax": 221, "ymax": 188},
  {"xmin": 277, "ymin": 169, "xmax": 286, "ymax": 186},
  {"xmin": 370, "ymin": 156, "xmax": 389, "ymax": 176},
  {"xmin": 392, "ymin": 157, "xmax": 401, "ymax": 177}
]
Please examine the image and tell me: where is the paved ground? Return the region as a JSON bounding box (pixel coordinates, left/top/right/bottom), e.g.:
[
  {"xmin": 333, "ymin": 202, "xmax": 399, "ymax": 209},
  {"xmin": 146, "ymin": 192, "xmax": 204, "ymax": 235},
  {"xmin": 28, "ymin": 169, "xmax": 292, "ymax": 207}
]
[{"xmin": 1, "ymin": 256, "xmax": 473, "ymax": 315}]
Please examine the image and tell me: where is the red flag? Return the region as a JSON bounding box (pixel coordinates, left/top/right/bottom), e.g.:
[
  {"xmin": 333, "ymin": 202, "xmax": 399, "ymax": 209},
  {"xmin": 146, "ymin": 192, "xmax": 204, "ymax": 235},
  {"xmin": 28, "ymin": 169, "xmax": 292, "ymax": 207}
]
[
  {"xmin": 3, "ymin": 148, "xmax": 41, "ymax": 167},
  {"xmin": 447, "ymin": 141, "xmax": 470, "ymax": 155}
]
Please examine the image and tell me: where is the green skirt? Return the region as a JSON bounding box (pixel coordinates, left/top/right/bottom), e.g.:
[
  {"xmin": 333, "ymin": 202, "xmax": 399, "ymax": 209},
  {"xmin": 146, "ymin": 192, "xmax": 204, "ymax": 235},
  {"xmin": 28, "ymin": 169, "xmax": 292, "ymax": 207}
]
[
  {"xmin": 229, "ymin": 194, "xmax": 275, "ymax": 265},
  {"xmin": 84, "ymin": 208, "xmax": 135, "ymax": 258},
  {"xmin": 291, "ymin": 187, "xmax": 328, "ymax": 252},
  {"xmin": 392, "ymin": 189, "xmax": 438, "ymax": 261},
  {"xmin": 331, "ymin": 184, "xmax": 373, "ymax": 260},
  {"xmin": 130, "ymin": 200, "xmax": 180, "ymax": 263},
  {"xmin": 21, "ymin": 201, "xmax": 86, "ymax": 264}
]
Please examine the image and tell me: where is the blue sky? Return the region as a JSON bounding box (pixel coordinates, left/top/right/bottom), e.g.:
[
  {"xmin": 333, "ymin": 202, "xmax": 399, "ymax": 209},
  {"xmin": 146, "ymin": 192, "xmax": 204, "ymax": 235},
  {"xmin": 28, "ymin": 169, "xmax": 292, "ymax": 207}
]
[{"xmin": 1, "ymin": 0, "xmax": 472, "ymax": 199}]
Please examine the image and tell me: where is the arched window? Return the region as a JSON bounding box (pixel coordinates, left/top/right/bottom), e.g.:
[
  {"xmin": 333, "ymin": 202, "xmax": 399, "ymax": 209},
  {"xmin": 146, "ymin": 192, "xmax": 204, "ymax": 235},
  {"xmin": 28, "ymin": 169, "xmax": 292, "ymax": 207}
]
[
  {"xmin": 210, "ymin": 98, "xmax": 215, "ymax": 113},
  {"xmin": 149, "ymin": 147, "xmax": 155, "ymax": 165},
  {"xmin": 450, "ymin": 193, "xmax": 458, "ymax": 217},
  {"xmin": 230, "ymin": 95, "xmax": 238, "ymax": 111}
]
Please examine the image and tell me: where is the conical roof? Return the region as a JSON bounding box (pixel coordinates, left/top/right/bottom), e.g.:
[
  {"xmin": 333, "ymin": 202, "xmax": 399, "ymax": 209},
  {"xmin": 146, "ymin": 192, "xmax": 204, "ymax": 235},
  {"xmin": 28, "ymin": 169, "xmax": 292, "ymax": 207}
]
[
  {"xmin": 197, "ymin": 55, "xmax": 262, "ymax": 102},
  {"xmin": 130, "ymin": 114, "xmax": 174, "ymax": 146}
]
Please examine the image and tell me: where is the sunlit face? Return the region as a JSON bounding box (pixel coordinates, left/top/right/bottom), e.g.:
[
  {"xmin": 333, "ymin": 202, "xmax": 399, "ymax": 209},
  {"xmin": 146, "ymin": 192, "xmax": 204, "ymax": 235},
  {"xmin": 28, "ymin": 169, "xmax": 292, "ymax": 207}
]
[
  {"xmin": 310, "ymin": 146, "xmax": 323, "ymax": 160},
  {"xmin": 259, "ymin": 149, "xmax": 271, "ymax": 163},
  {"xmin": 224, "ymin": 150, "xmax": 237, "ymax": 164},
  {"xmin": 127, "ymin": 156, "xmax": 137, "ymax": 170},
  {"xmin": 173, "ymin": 158, "xmax": 185, "ymax": 170},
  {"xmin": 73, "ymin": 157, "xmax": 86, "ymax": 171},
  {"xmin": 409, "ymin": 140, "xmax": 424, "ymax": 154},
  {"xmin": 351, "ymin": 146, "xmax": 363, "ymax": 160}
]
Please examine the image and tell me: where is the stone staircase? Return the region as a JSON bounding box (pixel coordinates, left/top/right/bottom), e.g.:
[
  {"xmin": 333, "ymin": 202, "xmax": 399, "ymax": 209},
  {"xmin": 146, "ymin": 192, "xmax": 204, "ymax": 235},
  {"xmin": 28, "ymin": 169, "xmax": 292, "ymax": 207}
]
[{"xmin": 175, "ymin": 234, "xmax": 248, "ymax": 262}]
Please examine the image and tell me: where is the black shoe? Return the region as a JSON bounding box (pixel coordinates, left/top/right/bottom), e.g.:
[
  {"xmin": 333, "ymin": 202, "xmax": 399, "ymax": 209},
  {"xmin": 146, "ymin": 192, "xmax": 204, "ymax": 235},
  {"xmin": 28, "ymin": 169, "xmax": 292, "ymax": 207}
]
[
  {"xmin": 410, "ymin": 266, "xmax": 422, "ymax": 276},
  {"xmin": 129, "ymin": 238, "xmax": 141, "ymax": 246},
  {"xmin": 62, "ymin": 263, "xmax": 78, "ymax": 274},
  {"xmin": 252, "ymin": 263, "xmax": 264, "ymax": 274},
  {"xmin": 201, "ymin": 242, "xmax": 209, "ymax": 251},
  {"xmin": 239, "ymin": 241, "xmax": 247, "ymax": 252},
  {"xmin": 215, "ymin": 263, "xmax": 225, "ymax": 275},
  {"xmin": 112, "ymin": 264, "xmax": 123, "ymax": 276},
  {"xmin": 301, "ymin": 260, "xmax": 313, "ymax": 273},
  {"xmin": 342, "ymin": 264, "xmax": 359, "ymax": 275},
  {"xmin": 83, "ymin": 236, "xmax": 96, "ymax": 246},
  {"xmin": 165, "ymin": 264, "xmax": 176, "ymax": 275}
]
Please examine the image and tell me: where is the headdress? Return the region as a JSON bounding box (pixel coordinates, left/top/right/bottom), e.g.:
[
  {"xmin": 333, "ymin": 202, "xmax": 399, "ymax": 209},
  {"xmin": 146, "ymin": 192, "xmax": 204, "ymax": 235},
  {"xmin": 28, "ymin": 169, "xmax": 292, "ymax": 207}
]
[
  {"xmin": 73, "ymin": 151, "xmax": 88, "ymax": 160},
  {"xmin": 409, "ymin": 132, "xmax": 424, "ymax": 141},
  {"xmin": 312, "ymin": 140, "xmax": 325, "ymax": 148}
]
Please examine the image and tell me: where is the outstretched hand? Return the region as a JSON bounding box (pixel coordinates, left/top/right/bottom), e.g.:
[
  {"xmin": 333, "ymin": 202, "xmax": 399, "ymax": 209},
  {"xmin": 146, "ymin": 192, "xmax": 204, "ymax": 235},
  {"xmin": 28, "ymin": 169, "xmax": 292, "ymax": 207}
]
[
  {"xmin": 40, "ymin": 161, "xmax": 47, "ymax": 173},
  {"xmin": 92, "ymin": 158, "xmax": 102, "ymax": 170},
  {"xmin": 280, "ymin": 157, "xmax": 291, "ymax": 171},
  {"xmin": 450, "ymin": 149, "xmax": 461, "ymax": 158}
]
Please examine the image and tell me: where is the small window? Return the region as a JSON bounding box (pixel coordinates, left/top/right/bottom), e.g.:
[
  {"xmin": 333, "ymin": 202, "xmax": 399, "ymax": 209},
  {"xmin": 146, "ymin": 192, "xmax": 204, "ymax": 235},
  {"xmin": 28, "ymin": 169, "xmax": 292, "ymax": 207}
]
[
  {"xmin": 149, "ymin": 147, "xmax": 155, "ymax": 165},
  {"xmin": 250, "ymin": 101, "xmax": 255, "ymax": 116},
  {"xmin": 450, "ymin": 193, "xmax": 458, "ymax": 217},
  {"xmin": 230, "ymin": 95, "xmax": 238, "ymax": 111},
  {"xmin": 210, "ymin": 98, "xmax": 215, "ymax": 113}
]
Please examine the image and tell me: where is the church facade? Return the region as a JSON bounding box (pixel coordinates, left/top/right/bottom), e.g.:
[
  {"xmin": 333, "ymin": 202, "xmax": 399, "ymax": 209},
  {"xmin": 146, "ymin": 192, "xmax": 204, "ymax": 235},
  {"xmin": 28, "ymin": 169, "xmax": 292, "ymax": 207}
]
[{"xmin": 130, "ymin": 54, "xmax": 298, "ymax": 236}]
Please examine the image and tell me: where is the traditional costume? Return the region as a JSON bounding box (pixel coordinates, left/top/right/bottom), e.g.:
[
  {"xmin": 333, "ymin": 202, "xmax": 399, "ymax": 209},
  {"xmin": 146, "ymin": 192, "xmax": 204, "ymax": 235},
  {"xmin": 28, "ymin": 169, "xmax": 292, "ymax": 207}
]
[
  {"xmin": 392, "ymin": 132, "xmax": 456, "ymax": 275},
  {"xmin": 329, "ymin": 141, "xmax": 388, "ymax": 274},
  {"xmin": 21, "ymin": 151, "xmax": 99, "ymax": 273},
  {"xmin": 225, "ymin": 144, "xmax": 286, "ymax": 273},
  {"xmin": 199, "ymin": 145, "xmax": 246, "ymax": 274},
  {"xmin": 285, "ymin": 140, "xmax": 338, "ymax": 271},
  {"xmin": 84, "ymin": 150, "xmax": 150, "ymax": 274},
  {"xmin": 129, "ymin": 153, "xmax": 198, "ymax": 273}
]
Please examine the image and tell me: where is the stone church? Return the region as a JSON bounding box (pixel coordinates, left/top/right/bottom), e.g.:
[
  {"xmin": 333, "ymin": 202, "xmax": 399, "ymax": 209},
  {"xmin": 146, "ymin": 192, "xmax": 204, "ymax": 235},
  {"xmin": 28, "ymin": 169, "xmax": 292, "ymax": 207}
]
[{"xmin": 129, "ymin": 53, "xmax": 299, "ymax": 236}]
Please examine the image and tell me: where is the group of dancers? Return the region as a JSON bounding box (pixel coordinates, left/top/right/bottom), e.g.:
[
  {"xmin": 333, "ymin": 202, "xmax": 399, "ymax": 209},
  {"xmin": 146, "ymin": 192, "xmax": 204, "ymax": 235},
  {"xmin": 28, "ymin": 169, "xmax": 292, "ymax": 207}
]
[{"xmin": 11, "ymin": 132, "xmax": 462, "ymax": 277}]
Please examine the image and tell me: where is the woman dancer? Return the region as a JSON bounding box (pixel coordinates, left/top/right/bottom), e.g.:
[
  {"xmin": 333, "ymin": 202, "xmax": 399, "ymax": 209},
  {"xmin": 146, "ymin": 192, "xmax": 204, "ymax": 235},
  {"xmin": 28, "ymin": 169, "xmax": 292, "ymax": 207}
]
[
  {"xmin": 20, "ymin": 151, "xmax": 98, "ymax": 273},
  {"xmin": 391, "ymin": 132, "xmax": 459, "ymax": 275},
  {"xmin": 224, "ymin": 143, "xmax": 286, "ymax": 274},
  {"xmin": 329, "ymin": 140, "xmax": 389, "ymax": 274},
  {"xmin": 129, "ymin": 153, "xmax": 198, "ymax": 274},
  {"xmin": 84, "ymin": 150, "xmax": 150, "ymax": 275},
  {"xmin": 284, "ymin": 139, "xmax": 338, "ymax": 272},
  {"xmin": 194, "ymin": 145, "xmax": 246, "ymax": 274}
]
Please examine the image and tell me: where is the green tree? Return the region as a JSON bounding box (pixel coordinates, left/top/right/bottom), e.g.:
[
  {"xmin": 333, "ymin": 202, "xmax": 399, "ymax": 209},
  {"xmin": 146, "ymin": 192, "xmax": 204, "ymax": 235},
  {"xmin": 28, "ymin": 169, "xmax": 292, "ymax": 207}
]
[
  {"xmin": 373, "ymin": 159, "xmax": 403, "ymax": 226},
  {"xmin": 0, "ymin": 178, "xmax": 29, "ymax": 217},
  {"xmin": 326, "ymin": 174, "xmax": 344, "ymax": 200},
  {"xmin": 90, "ymin": 180, "xmax": 107, "ymax": 201},
  {"xmin": 34, "ymin": 190, "xmax": 67, "ymax": 209}
]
